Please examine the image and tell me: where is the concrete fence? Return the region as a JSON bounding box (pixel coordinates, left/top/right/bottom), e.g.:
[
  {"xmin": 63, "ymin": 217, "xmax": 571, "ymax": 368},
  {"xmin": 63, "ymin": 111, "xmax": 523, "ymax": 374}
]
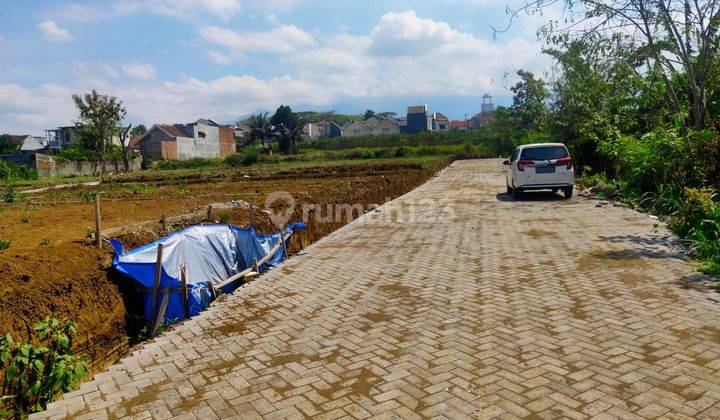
[{"xmin": 1, "ymin": 153, "xmax": 143, "ymax": 178}]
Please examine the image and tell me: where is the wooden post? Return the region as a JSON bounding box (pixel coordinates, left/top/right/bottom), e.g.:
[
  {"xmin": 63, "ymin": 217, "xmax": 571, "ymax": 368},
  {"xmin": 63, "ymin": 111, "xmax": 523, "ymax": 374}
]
[
  {"xmin": 180, "ymin": 264, "xmax": 190, "ymax": 320},
  {"xmin": 207, "ymin": 205, "xmax": 213, "ymax": 222},
  {"xmin": 248, "ymin": 202, "xmax": 254, "ymax": 228},
  {"xmin": 150, "ymin": 243, "xmax": 164, "ymax": 334},
  {"xmin": 151, "ymin": 288, "xmax": 169, "ymax": 338},
  {"xmin": 209, "ymin": 282, "xmax": 218, "ymax": 300},
  {"xmin": 280, "ymin": 227, "xmax": 288, "ymax": 260},
  {"xmin": 252, "ymin": 257, "xmax": 259, "ymax": 273},
  {"xmin": 160, "ymin": 213, "xmax": 166, "ymax": 232},
  {"xmin": 94, "ymin": 193, "xmax": 102, "ymax": 248}
]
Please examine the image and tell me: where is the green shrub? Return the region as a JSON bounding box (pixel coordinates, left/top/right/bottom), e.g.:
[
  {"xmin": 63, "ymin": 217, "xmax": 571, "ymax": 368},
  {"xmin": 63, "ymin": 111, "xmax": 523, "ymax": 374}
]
[
  {"xmin": 155, "ymin": 157, "xmax": 222, "ymax": 170},
  {"xmin": 225, "ymin": 146, "xmax": 260, "ymax": 167},
  {"xmin": 394, "ymin": 145, "xmax": 408, "ymax": 157},
  {"xmin": 0, "ymin": 317, "xmax": 88, "ymax": 416},
  {"xmin": 0, "ymin": 240, "xmax": 10, "ymax": 250},
  {"xmin": 3, "ymin": 185, "xmax": 19, "ymax": 203},
  {"xmin": 0, "ymin": 161, "xmax": 38, "ymax": 181},
  {"xmin": 344, "ymin": 150, "xmax": 364, "ymax": 160},
  {"xmin": 669, "ymin": 188, "xmax": 717, "ymax": 236}
]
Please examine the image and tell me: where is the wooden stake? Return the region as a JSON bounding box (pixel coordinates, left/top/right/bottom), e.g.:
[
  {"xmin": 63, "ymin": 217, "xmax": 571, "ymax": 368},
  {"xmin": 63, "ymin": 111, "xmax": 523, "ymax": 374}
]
[
  {"xmin": 94, "ymin": 193, "xmax": 102, "ymax": 248},
  {"xmin": 150, "ymin": 243, "xmax": 164, "ymax": 334},
  {"xmin": 160, "ymin": 213, "xmax": 166, "ymax": 232},
  {"xmin": 207, "ymin": 205, "xmax": 213, "ymax": 222},
  {"xmin": 152, "ymin": 287, "xmax": 169, "ymax": 338},
  {"xmin": 280, "ymin": 227, "xmax": 288, "ymax": 260},
  {"xmin": 252, "ymin": 257, "xmax": 259, "ymax": 273},
  {"xmin": 209, "ymin": 282, "xmax": 218, "ymax": 300},
  {"xmin": 180, "ymin": 264, "xmax": 190, "ymax": 320}
]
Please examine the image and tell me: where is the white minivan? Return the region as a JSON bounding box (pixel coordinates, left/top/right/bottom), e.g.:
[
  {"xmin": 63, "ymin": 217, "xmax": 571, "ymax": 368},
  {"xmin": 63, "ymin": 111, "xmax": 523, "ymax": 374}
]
[{"xmin": 503, "ymin": 143, "xmax": 574, "ymax": 199}]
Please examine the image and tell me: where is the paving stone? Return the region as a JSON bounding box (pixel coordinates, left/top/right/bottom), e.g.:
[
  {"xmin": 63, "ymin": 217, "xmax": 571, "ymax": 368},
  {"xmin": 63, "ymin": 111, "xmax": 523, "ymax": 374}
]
[{"xmin": 31, "ymin": 160, "xmax": 720, "ymax": 419}]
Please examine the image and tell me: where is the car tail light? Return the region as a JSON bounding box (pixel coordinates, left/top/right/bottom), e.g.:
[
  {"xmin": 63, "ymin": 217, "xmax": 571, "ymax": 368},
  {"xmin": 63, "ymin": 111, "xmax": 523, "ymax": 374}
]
[
  {"xmin": 555, "ymin": 157, "xmax": 573, "ymax": 170},
  {"xmin": 517, "ymin": 159, "xmax": 534, "ymax": 172}
]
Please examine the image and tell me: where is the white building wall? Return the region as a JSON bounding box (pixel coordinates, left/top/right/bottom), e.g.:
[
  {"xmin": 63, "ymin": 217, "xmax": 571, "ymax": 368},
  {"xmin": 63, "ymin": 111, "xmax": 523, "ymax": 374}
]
[{"xmin": 176, "ymin": 123, "xmax": 222, "ymax": 160}]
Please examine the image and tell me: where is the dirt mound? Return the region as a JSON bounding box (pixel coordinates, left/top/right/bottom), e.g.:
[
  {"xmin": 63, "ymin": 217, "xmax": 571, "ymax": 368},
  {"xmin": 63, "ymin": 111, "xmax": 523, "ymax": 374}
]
[
  {"xmin": 0, "ymin": 242, "xmax": 130, "ymax": 371},
  {"xmin": 0, "ymin": 158, "xmax": 448, "ymax": 374}
]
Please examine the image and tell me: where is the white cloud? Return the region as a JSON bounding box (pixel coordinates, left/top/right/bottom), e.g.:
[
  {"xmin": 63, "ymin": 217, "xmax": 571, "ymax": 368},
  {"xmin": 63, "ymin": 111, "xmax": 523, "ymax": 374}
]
[
  {"xmin": 207, "ymin": 51, "xmax": 234, "ymax": 65},
  {"xmin": 3, "ymin": 10, "xmax": 551, "ymax": 134},
  {"xmin": 37, "ymin": 21, "xmax": 74, "ymax": 43},
  {"xmin": 368, "ymin": 11, "xmax": 456, "ymax": 57},
  {"xmin": 49, "ymin": 0, "xmax": 302, "ymax": 21},
  {"xmin": 100, "ymin": 63, "xmax": 121, "ymax": 78},
  {"xmin": 129, "ymin": 0, "xmax": 243, "ymax": 20},
  {"xmin": 200, "ymin": 24, "xmax": 315, "ymax": 55},
  {"xmin": 121, "ymin": 63, "xmax": 158, "ymax": 80}
]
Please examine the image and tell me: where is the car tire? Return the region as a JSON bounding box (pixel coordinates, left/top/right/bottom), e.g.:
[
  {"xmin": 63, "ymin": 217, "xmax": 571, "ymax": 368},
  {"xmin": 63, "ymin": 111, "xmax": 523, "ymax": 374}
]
[
  {"xmin": 552, "ymin": 188, "xmax": 559, "ymax": 193},
  {"xmin": 513, "ymin": 188, "xmax": 522, "ymax": 200},
  {"xmin": 506, "ymin": 184, "xmax": 513, "ymax": 194},
  {"xmin": 563, "ymin": 187, "xmax": 573, "ymax": 199}
]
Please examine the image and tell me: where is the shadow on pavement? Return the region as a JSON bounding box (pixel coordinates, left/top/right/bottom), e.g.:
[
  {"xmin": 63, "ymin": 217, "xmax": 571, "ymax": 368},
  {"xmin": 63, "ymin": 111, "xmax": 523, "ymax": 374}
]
[
  {"xmin": 495, "ymin": 191, "xmax": 565, "ymax": 202},
  {"xmin": 673, "ymin": 274, "xmax": 719, "ymax": 293}
]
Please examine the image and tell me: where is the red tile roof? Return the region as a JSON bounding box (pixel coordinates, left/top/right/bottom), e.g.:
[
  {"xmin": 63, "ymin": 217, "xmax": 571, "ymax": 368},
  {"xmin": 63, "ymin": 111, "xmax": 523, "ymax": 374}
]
[
  {"xmin": 129, "ymin": 134, "xmax": 143, "ymax": 149},
  {"xmin": 450, "ymin": 120, "xmax": 473, "ymax": 129},
  {"xmin": 158, "ymin": 124, "xmax": 188, "ymax": 138}
]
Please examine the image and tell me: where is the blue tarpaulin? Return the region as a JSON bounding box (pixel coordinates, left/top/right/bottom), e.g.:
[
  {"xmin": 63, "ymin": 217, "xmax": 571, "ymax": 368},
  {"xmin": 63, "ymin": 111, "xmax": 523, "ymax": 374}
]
[{"xmin": 109, "ymin": 223, "xmax": 306, "ymax": 324}]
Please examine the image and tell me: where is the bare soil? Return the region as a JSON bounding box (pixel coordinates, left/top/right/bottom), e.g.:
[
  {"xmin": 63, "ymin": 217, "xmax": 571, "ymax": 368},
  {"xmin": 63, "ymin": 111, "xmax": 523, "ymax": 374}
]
[{"xmin": 0, "ymin": 158, "xmax": 447, "ymax": 372}]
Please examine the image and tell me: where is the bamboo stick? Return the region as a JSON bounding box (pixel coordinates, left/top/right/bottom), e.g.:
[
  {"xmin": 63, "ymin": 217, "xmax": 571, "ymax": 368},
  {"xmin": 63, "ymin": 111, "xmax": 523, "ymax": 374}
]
[
  {"xmin": 181, "ymin": 264, "xmax": 189, "ymax": 320},
  {"xmin": 94, "ymin": 193, "xmax": 102, "ymax": 248},
  {"xmin": 214, "ymin": 231, "xmax": 292, "ymax": 290},
  {"xmin": 150, "ymin": 243, "xmax": 164, "ymax": 333}
]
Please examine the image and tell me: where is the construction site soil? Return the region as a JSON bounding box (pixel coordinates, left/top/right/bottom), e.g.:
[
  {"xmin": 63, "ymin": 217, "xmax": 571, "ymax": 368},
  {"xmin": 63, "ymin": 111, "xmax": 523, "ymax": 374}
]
[{"xmin": 0, "ymin": 158, "xmax": 447, "ymax": 374}]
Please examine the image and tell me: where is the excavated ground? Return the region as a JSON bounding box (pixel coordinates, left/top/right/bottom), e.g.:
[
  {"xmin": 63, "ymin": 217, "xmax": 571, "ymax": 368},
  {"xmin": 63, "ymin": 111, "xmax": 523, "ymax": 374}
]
[{"xmin": 0, "ymin": 158, "xmax": 448, "ymax": 373}]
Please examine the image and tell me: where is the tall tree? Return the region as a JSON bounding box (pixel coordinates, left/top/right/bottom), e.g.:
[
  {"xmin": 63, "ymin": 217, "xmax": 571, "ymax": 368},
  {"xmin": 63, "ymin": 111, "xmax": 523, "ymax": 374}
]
[
  {"xmin": 510, "ymin": 70, "xmax": 549, "ymax": 131},
  {"xmin": 118, "ymin": 124, "xmax": 132, "ymax": 171},
  {"xmin": 72, "ymin": 90, "xmax": 126, "ymax": 173},
  {"xmin": 363, "ymin": 109, "xmax": 376, "ymax": 120},
  {"xmin": 271, "ymin": 105, "xmax": 300, "ymax": 154},
  {"xmin": 504, "ymin": 0, "xmax": 720, "ymax": 134},
  {"xmin": 0, "ymin": 134, "xmax": 22, "ymax": 154},
  {"xmin": 130, "ymin": 124, "xmax": 147, "ymax": 136},
  {"xmin": 247, "ymin": 112, "xmax": 272, "ymax": 151}
]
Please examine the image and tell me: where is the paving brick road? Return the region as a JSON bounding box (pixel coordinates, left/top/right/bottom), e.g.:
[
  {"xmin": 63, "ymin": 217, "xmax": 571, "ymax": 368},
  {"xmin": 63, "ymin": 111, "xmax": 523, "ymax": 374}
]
[{"xmin": 36, "ymin": 159, "xmax": 720, "ymax": 419}]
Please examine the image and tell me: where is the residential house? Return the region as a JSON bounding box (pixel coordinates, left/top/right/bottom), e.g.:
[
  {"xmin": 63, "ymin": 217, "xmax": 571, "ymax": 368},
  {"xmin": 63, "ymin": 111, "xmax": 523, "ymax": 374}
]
[
  {"xmin": 449, "ymin": 120, "xmax": 475, "ymax": 131},
  {"xmin": 6, "ymin": 135, "xmax": 46, "ymax": 153},
  {"xmin": 365, "ymin": 117, "xmax": 400, "ymax": 135},
  {"xmin": 45, "ymin": 126, "xmax": 124, "ymax": 150},
  {"xmin": 136, "ymin": 119, "xmax": 235, "ymax": 161},
  {"xmin": 230, "ymin": 123, "xmax": 251, "ymax": 142},
  {"xmin": 326, "ymin": 122, "xmax": 342, "ymax": 137},
  {"xmin": 342, "ymin": 121, "xmax": 373, "ymax": 137},
  {"xmin": 304, "ymin": 121, "xmax": 328, "ymax": 139},
  {"xmin": 404, "ymin": 105, "xmax": 431, "ymax": 133},
  {"xmin": 218, "ymin": 125, "xmax": 237, "ymax": 156},
  {"xmin": 128, "ymin": 135, "xmax": 143, "ymax": 151},
  {"xmin": 431, "ymin": 113, "xmax": 450, "ymax": 131},
  {"xmin": 470, "ymin": 94, "xmax": 496, "ymax": 129}
]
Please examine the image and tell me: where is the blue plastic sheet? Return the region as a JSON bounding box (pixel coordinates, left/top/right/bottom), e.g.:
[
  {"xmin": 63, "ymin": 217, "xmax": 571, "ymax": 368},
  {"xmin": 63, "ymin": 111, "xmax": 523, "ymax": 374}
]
[{"xmin": 109, "ymin": 223, "xmax": 306, "ymax": 324}]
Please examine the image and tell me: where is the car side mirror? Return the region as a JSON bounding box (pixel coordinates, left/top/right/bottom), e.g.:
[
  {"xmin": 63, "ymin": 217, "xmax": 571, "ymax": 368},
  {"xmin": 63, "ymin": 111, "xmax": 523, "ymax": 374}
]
[{"xmin": 502, "ymin": 160, "xmax": 510, "ymax": 165}]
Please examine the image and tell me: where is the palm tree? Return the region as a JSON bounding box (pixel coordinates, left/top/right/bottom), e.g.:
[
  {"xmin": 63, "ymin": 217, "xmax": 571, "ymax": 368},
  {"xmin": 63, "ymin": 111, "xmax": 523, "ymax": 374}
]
[
  {"xmin": 281, "ymin": 119, "xmax": 304, "ymax": 154},
  {"xmin": 247, "ymin": 112, "xmax": 272, "ymax": 152}
]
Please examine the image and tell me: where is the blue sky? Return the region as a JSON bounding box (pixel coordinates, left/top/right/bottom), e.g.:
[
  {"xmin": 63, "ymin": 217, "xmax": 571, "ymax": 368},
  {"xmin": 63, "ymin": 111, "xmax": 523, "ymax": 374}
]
[{"xmin": 0, "ymin": 0, "xmax": 555, "ymax": 134}]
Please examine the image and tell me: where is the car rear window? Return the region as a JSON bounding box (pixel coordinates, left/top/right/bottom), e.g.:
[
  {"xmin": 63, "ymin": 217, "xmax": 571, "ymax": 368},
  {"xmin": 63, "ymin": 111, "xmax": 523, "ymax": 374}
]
[{"xmin": 521, "ymin": 146, "xmax": 568, "ymax": 160}]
